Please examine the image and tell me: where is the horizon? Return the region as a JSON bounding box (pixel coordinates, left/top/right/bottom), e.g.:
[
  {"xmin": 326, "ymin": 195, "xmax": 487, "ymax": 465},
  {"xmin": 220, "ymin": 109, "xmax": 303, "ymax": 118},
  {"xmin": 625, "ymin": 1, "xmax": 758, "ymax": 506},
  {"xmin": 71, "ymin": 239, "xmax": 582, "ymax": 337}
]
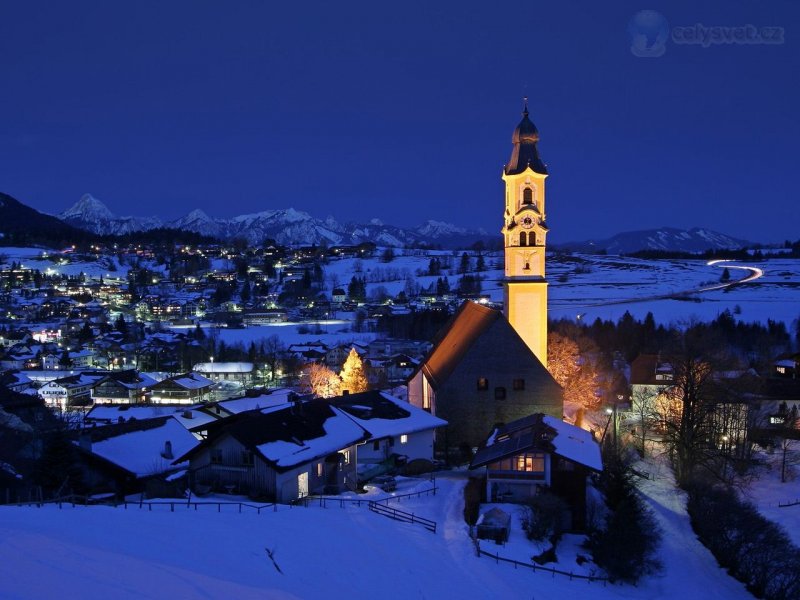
[{"xmin": 1, "ymin": 2, "xmax": 797, "ymax": 244}]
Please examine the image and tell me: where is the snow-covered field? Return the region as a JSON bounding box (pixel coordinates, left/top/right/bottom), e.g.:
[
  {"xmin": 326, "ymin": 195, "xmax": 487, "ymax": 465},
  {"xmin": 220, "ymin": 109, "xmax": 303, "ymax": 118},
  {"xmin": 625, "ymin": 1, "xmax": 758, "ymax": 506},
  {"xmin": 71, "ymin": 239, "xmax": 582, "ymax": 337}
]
[
  {"xmin": 3, "ymin": 246, "xmax": 798, "ymax": 329},
  {"xmin": 0, "ymin": 471, "xmax": 753, "ymax": 600}
]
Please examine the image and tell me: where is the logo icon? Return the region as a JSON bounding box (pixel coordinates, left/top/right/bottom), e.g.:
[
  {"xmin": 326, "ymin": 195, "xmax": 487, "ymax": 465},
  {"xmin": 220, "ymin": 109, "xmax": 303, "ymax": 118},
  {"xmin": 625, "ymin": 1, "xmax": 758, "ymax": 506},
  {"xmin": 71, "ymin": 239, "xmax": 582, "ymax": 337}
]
[{"xmin": 628, "ymin": 10, "xmax": 670, "ymax": 57}]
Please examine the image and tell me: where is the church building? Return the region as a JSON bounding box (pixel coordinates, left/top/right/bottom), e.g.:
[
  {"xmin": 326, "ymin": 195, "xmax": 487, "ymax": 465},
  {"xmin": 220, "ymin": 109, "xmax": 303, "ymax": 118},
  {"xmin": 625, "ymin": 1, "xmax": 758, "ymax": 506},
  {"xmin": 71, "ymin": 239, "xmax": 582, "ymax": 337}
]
[{"xmin": 407, "ymin": 101, "xmax": 563, "ymax": 455}]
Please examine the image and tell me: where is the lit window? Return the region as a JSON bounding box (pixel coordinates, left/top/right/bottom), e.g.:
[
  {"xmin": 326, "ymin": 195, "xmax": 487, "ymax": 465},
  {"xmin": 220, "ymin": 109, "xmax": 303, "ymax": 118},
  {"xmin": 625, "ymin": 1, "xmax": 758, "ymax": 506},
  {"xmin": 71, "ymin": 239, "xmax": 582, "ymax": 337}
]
[
  {"xmin": 477, "ymin": 378, "xmax": 489, "ymax": 391},
  {"xmin": 513, "ymin": 379, "xmax": 525, "ymax": 391},
  {"xmin": 494, "ymin": 387, "xmax": 506, "ymax": 400},
  {"xmin": 515, "ymin": 453, "xmax": 545, "ymax": 473},
  {"xmin": 340, "ymin": 449, "xmax": 350, "ymax": 464},
  {"xmin": 400, "ymin": 434, "xmax": 408, "ymax": 445},
  {"xmin": 317, "ymin": 462, "xmax": 323, "ymax": 477}
]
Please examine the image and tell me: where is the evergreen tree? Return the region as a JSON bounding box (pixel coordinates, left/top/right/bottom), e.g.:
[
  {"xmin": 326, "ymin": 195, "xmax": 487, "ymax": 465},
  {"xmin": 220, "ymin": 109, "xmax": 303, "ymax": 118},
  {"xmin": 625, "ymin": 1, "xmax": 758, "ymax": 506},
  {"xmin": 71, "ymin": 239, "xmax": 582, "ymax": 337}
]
[
  {"xmin": 458, "ymin": 252, "xmax": 470, "ymax": 274},
  {"xmin": 115, "ymin": 313, "xmax": 128, "ymax": 335},
  {"xmin": 77, "ymin": 321, "xmax": 94, "ymax": 344},
  {"xmin": 340, "ymin": 348, "xmax": 368, "ymax": 393}
]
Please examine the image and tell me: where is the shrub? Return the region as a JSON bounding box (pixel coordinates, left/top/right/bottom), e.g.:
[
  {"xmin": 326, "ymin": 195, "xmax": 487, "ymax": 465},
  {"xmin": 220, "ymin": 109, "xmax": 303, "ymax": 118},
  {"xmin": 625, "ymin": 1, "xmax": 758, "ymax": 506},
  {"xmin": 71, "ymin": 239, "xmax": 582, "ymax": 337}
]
[
  {"xmin": 589, "ymin": 455, "xmax": 662, "ymax": 583},
  {"xmin": 521, "ymin": 491, "xmax": 568, "ymax": 543},
  {"xmin": 463, "ymin": 477, "xmax": 484, "ymax": 526},
  {"xmin": 686, "ymin": 481, "xmax": 800, "ymax": 600}
]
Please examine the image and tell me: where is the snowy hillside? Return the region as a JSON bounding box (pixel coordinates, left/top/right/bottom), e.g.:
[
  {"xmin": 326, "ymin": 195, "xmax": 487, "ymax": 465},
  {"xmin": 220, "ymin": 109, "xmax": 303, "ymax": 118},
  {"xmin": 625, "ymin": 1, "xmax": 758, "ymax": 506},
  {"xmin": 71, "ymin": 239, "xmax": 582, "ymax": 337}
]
[{"xmin": 0, "ymin": 474, "xmax": 752, "ymax": 600}]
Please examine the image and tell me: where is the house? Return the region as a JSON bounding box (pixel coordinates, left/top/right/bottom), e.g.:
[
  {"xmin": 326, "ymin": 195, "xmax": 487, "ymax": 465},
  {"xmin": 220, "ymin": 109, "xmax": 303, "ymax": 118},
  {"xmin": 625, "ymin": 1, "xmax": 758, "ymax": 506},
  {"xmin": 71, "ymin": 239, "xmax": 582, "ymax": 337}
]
[
  {"xmin": 629, "ymin": 354, "xmax": 675, "ymax": 413},
  {"xmin": 91, "ymin": 370, "xmax": 157, "ymax": 404},
  {"xmin": 193, "ymin": 361, "xmax": 255, "ymax": 385},
  {"xmin": 241, "ymin": 308, "xmax": 288, "ymax": 325},
  {"xmin": 773, "ymin": 354, "xmax": 800, "ymax": 379},
  {"xmin": 176, "ymin": 399, "xmax": 369, "ymax": 502},
  {"xmin": 75, "ymin": 416, "xmax": 200, "ymax": 497},
  {"xmin": 407, "ymin": 301, "xmax": 563, "ymax": 456},
  {"xmin": 37, "ymin": 372, "xmax": 106, "ymax": 411},
  {"xmin": 470, "ymin": 413, "xmax": 602, "ymax": 530},
  {"xmin": 329, "ymin": 390, "xmax": 447, "ymax": 467},
  {"xmin": 150, "ymin": 372, "xmax": 214, "ymax": 405},
  {"xmin": 384, "ymin": 354, "xmax": 419, "ymax": 383},
  {"xmin": 85, "ymin": 404, "xmax": 221, "ymax": 439}
]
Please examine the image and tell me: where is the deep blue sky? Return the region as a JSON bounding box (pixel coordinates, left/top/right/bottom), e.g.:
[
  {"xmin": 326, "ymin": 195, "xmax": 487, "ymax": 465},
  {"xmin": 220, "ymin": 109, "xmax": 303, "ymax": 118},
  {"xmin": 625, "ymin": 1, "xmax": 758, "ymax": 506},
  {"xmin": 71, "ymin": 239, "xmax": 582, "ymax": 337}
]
[{"xmin": 1, "ymin": 2, "xmax": 797, "ymax": 243}]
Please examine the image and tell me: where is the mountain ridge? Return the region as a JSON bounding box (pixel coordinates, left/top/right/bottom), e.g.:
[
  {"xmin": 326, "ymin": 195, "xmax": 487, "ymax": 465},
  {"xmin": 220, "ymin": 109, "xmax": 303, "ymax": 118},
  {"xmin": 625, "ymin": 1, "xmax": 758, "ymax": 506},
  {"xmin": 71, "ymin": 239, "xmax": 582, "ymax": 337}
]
[{"xmin": 54, "ymin": 194, "xmax": 753, "ymax": 253}]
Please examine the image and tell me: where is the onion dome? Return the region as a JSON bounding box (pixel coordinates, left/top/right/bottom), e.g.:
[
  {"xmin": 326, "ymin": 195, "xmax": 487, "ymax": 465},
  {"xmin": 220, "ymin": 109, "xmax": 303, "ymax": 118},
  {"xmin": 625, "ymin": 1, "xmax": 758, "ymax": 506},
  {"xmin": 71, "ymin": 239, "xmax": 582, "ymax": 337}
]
[{"xmin": 504, "ymin": 98, "xmax": 548, "ymax": 175}]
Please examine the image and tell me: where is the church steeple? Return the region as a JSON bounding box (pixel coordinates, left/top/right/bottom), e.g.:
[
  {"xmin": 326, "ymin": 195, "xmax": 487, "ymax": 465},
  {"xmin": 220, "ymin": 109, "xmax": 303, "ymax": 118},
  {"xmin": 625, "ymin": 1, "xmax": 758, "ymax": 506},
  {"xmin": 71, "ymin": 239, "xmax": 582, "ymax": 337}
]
[
  {"xmin": 502, "ymin": 100, "xmax": 549, "ymax": 367},
  {"xmin": 505, "ymin": 98, "xmax": 548, "ymax": 176}
]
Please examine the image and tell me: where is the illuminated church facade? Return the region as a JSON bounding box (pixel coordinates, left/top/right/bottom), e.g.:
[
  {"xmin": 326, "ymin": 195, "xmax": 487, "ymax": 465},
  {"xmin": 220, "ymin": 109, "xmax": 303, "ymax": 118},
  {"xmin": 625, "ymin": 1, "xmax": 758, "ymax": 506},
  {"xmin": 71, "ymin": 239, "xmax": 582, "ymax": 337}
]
[{"xmin": 407, "ymin": 102, "xmax": 562, "ymax": 453}]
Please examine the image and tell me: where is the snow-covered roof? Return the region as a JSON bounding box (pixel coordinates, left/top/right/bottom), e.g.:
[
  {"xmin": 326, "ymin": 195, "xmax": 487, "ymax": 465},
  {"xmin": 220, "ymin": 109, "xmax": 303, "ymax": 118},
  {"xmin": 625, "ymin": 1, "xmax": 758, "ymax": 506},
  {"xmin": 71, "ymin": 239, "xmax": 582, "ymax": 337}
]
[
  {"xmin": 331, "ymin": 391, "xmax": 447, "ymax": 440},
  {"xmin": 85, "ymin": 405, "xmax": 219, "ymax": 431},
  {"xmin": 82, "ymin": 417, "xmax": 200, "ymax": 477},
  {"xmin": 215, "ymin": 389, "xmax": 298, "ymax": 415},
  {"xmin": 167, "ymin": 373, "xmax": 213, "ymax": 390},
  {"xmin": 542, "ymin": 415, "xmax": 603, "ymax": 471},
  {"xmin": 256, "ymin": 406, "xmax": 366, "ymax": 469},
  {"xmin": 193, "ymin": 362, "xmax": 254, "ymax": 374}
]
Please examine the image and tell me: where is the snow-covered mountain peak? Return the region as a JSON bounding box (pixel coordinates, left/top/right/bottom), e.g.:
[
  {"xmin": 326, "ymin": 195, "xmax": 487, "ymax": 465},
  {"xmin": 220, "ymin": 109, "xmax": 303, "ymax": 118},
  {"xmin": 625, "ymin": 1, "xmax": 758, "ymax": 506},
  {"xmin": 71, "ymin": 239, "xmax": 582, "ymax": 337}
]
[
  {"xmin": 415, "ymin": 220, "xmax": 468, "ymax": 238},
  {"xmin": 182, "ymin": 209, "xmax": 213, "ymax": 222},
  {"xmin": 61, "ymin": 194, "xmax": 115, "ymax": 221}
]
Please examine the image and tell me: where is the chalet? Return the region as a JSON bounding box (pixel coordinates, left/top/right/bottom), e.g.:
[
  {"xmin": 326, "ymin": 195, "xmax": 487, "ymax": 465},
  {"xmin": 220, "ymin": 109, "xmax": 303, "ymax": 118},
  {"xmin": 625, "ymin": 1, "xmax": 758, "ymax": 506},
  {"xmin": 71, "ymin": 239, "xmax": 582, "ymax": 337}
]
[
  {"xmin": 193, "ymin": 361, "xmax": 255, "ymax": 385},
  {"xmin": 177, "ymin": 399, "xmax": 369, "ymax": 502},
  {"xmin": 37, "ymin": 372, "xmax": 106, "ymax": 411},
  {"xmin": 150, "ymin": 372, "xmax": 213, "ymax": 405},
  {"xmin": 407, "ymin": 301, "xmax": 563, "ymax": 455},
  {"xmin": 470, "ymin": 413, "xmax": 602, "ymax": 530},
  {"xmin": 329, "ymin": 391, "xmax": 447, "ymax": 468},
  {"xmin": 75, "ymin": 416, "xmax": 199, "ymax": 497},
  {"xmin": 91, "ymin": 370, "xmax": 157, "ymax": 404}
]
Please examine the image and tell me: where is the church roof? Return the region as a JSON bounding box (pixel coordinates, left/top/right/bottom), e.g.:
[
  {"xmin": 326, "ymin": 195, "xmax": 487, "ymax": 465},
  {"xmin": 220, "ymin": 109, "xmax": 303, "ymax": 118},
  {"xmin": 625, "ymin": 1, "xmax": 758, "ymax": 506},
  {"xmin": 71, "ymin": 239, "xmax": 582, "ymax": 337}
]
[
  {"xmin": 416, "ymin": 301, "xmax": 501, "ymax": 388},
  {"xmin": 504, "ymin": 99, "xmax": 548, "ymax": 176}
]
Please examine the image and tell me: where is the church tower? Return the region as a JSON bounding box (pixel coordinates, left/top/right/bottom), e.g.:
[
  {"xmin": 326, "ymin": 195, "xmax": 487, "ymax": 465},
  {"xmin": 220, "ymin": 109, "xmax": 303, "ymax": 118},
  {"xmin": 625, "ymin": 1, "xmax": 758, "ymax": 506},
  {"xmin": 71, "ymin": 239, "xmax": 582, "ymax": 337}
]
[{"xmin": 502, "ymin": 99, "xmax": 549, "ymax": 367}]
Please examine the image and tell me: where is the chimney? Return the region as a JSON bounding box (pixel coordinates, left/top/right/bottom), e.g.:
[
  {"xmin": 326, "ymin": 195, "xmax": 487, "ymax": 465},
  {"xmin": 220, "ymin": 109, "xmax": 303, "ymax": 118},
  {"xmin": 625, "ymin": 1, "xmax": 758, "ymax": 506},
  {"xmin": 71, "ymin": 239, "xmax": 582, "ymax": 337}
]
[{"xmin": 161, "ymin": 440, "xmax": 173, "ymax": 459}]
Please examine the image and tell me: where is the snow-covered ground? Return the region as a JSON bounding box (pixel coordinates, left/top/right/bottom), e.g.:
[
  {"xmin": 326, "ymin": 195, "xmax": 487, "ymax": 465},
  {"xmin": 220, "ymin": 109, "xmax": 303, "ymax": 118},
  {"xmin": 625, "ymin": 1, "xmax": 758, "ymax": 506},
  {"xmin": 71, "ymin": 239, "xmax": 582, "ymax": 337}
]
[
  {"xmin": 0, "ymin": 470, "xmax": 753, "ymax": 599},
  {"xmin": 740, "ymin": 451, "xmax": 800, "ymax": 547}
]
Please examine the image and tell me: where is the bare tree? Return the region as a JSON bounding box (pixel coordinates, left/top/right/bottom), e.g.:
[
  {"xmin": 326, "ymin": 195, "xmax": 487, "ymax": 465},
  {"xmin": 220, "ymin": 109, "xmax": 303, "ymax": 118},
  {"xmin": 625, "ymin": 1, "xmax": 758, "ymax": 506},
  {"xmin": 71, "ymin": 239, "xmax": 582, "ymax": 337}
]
[
  {"xmin": 301, "ymin": 363, "xmax": 342, "ymax": 398},
  {"xmin": 654, "ymin": 354, "xmax": 716, "ymax": 486},
  {"xmin": 630, "ymin": 386, "xmax": 660, "ymax": 457}
]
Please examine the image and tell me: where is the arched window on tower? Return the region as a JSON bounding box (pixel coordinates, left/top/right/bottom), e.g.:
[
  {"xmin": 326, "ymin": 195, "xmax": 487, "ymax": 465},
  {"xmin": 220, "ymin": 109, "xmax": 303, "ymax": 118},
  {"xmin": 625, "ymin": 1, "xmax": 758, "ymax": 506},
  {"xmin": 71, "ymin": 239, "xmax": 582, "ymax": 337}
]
[
  {"xmin": 523, "ymin": 187, "xmax": 533, "ymax": 205},
  {"xmin": 519, "ymin": 232, "xmax": 527, "ymax": 247},
  {"xmin": 530, "ymin": 231, "xmax": 536, "ymax": 246}
]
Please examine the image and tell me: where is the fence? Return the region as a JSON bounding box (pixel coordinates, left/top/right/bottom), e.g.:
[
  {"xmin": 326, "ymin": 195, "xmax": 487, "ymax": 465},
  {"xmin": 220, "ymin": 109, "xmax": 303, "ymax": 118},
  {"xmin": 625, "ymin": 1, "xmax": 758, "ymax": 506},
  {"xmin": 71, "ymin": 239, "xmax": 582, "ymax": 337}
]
[
  {"xmin": 475, "ymin": 541, "xmax": 607, "ymax": 584},
  {"xmin": 368, "ymin": 501, "xmax": 437, "ymax": 533},
  {"xmin": 778, "ymin": 498, "xmax": 800, "ymax": 508},
  {"xmin": 9, "ymin": 495, "xmax": 277, "ymax": 515},
  {"xmin": 296, "ymin": 478, "xmax": 438, "ymax": 509}
]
